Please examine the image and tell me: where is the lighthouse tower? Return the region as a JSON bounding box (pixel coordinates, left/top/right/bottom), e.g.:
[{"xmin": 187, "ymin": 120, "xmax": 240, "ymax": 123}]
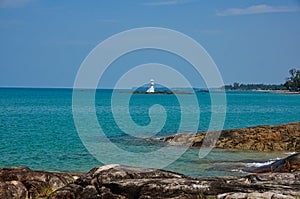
[{"xmin": 146, "ymin": 79, "xmax": 155, "ymax": 93}]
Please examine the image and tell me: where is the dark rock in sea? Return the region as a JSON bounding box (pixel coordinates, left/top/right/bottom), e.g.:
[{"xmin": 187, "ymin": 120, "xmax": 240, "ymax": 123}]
[
  {"xmin": 1, "ymin": 155, "xmax": 300, "ymax": 199},
  {"xmin": 156, "ymin": 122, "xmax": 300, "ymax": 152},
  {"xmin": 245, "ymin": 153, "xmax": 300, "ymax": 173}
]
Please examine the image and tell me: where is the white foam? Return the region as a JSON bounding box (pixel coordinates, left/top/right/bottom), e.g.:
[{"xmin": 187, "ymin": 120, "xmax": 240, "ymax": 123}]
[
  {"xmin": 231, "ymin": 169, "xmax": 247, "ymax": 173},
  {"xmin": 284, "ymin": 152, "xmax": 296, "ymax": 155},
  {"xmin": 245, "ymin": 160, "xmax": 274, "ymax": 167},
  {"xmin": 245, "ymin": 156, "xmax": 283, "ymax": 168}
]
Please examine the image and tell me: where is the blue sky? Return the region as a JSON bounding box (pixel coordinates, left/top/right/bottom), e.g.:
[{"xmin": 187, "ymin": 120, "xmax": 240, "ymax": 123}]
[{"xmin": 0, "ymin": 0, "xmax": 300, "ymax": 88}]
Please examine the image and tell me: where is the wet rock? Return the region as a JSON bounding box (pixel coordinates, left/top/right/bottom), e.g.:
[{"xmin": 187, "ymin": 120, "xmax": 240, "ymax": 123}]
[
  {"xmin": 245, "ymin": 153, "xmax": 300, "ymax": 173},
  {"xmin": 156, "ymin": 122, "xmax": 300, "ymax": 152}
]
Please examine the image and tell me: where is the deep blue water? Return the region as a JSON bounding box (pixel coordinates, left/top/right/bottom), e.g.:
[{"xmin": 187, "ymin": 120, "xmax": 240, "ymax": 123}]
[{"xmin": 0, "ymin": 88, "xmax": 299, "ymax": 176}]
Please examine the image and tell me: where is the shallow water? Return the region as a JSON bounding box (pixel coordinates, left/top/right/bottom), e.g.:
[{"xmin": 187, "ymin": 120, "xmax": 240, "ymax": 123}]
[{"xmin": 0, "ymin": 88, "xmax": 299, "ymax": 176}]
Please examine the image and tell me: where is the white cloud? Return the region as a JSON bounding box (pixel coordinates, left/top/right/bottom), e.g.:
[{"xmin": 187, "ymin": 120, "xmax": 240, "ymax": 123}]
[
  {"xmin": 217, "ymin": 4, "xmax": 300, "ymax": 16},
  {"xmin": 142, "ymin": 0, "xmax": 192, "ymax": 6},
  {"xmin": 0, "ymin": 0, "xmax": 32, "ymax": 8}
]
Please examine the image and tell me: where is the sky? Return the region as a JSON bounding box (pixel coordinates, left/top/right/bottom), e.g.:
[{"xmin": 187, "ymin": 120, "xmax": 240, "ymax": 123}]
[{"xmin": 0, "ymin": 0, "xmax": 300, "ymax": 88}]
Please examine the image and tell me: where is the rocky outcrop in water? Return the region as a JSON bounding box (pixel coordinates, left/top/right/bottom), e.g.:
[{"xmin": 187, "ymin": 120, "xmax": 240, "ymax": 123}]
[
  {"xmin": 1, "ymin": 155, "xmax": 300, "ymax": 199},
  {"xmin": 245, "ymin": 153, "xmax": 300, "ymax": 173},
  {"xmin": 156, "ymin": 122, "xmax": 300, "ymax": 152}
]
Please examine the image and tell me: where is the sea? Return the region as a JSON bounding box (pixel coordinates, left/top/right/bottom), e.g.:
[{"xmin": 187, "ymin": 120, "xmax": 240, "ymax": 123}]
[{"xmin": 0, "ymin": 88, "xmax": 299, "ymax": 177}]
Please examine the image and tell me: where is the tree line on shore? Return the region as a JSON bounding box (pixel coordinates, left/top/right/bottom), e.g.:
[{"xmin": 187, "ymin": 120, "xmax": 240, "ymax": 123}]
[{"xmin": 223, "ymin": 68, "xmax": 300, "ymax": 91}]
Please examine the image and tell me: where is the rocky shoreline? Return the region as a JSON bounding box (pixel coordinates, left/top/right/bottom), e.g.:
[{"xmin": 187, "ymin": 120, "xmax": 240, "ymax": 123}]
[
  {"xmin": 0, "ymin": 153, "xmax": 300, "ymax": 199},
  {"xmin": 156, "ymin": 122, "xmax": 300, "ymax": 152},
  {"xmin": 1, "ymin": 122, "xmax": 299, "ymax": 198}
]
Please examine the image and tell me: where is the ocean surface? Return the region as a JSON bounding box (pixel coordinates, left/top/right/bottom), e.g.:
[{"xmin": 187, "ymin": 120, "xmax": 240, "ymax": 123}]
[{"xmin": 0, "ymin": 88, "xmax": 299, "ymax": 177}]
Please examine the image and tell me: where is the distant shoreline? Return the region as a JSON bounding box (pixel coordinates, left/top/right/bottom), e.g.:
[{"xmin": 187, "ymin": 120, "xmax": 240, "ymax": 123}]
[
  {"xmin": 223, "ymin": 88, "xmax": 300, "ymax": 94},
  {"xmin": 251, "ymin": 89, "xmax": 300, "ymax": 94}
]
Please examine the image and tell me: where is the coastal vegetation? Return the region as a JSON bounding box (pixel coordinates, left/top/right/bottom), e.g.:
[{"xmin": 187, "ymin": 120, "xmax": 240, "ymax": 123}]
[
  {"xmin": 223, "ymin": 68, "xmax": 300, "ymax": 92},
  {"xmin": 284, "ymin": 68, "xmax": 300, "ymax": 91},
  {"xmin": 222, "ymin": 83, "xmax": 285, "ymax": 91}
]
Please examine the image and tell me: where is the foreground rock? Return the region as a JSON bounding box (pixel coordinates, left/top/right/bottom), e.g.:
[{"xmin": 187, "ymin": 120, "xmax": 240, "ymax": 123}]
[
  {"xmin": 48, "ymin": 164, "xmax": 300, "ymax": 199},
  {"xmin": 0, "ymin": 166, "xmax": 83, "ymax": 199},
  {"xmin": 1, "ymin": 158, "xmax": 300, "ymax": 198},
  {"xmin": 156, "ymin": 122, "xmax": 300, "ymax": 152}
]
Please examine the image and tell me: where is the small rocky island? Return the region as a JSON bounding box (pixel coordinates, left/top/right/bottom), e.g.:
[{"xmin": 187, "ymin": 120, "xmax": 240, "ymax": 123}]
[
  {"xmin": 133, "ymin": 91, "xmax": 192, "ymax": 94},
  {"xmin": 132, "ymin": 79, "xmax": 192, "ymax": 94},
  {"xmin": 1, "ymin": 153, "xmax": 300, "ymax": 199}
]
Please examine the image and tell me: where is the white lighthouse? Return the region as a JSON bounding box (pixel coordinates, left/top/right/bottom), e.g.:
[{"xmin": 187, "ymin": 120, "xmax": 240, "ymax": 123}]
[{"xmin": 146, "ymin": 79, "xmax": 155, "ymax": 93}]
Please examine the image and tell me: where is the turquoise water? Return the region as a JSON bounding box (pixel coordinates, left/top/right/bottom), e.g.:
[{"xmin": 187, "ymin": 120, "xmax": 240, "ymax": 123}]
[{"xmin": 0, "ymin": 88, "xmax": 299, "ymax": 176}]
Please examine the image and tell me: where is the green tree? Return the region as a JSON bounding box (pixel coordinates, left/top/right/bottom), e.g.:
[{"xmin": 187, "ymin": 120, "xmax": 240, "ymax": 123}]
[
  {"xmin": 289, "ymin": 68, "xmax": 296, "ymax": 80},
  {"xmin": 284, "ymin": 68, "xmax": 300, "ymax": 91},
  {"xmin": 233, "ymin": 82, "xmax": 239, "ymax": 89}
]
